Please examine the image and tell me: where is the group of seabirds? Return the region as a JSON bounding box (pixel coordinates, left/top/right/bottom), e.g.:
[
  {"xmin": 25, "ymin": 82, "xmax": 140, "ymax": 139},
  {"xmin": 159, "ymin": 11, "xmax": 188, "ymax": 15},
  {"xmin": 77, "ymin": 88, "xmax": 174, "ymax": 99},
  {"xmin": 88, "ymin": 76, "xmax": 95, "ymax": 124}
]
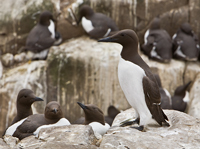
[{"xmin": 2, "ymin": 4, "xmax": 199, "ymax": 140}]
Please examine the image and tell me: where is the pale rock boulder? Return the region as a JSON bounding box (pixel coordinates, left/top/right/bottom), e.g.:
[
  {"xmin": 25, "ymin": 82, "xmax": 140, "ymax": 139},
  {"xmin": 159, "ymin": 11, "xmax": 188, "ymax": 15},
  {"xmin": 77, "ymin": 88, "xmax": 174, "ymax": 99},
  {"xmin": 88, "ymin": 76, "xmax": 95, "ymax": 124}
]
[
  {"xmin": 1, "ymin": 53, "xmax": 14, "ymax": 67},
  {"xmin": 16, "ymin": 125, "xmax": 98, "ymax": 149},
  {"xmin": 14, "ymin": 52, "xmax": 27, "ymax": 63},
  {"xmin": 3, "ymin": 135, "xmax": 19, "ymax": 149},
  {"xmin": 0, "ymin": 60, "xmax": 3, "ymax": 78},
  {"xmin": 187, "ymin": 73, "xmax": 200, "ymax": 118},
  {"xmin": 184, "ymin": 62, "xmax": 200, "ymax": 84},
  {"xmin": 0, "ymin": 61, "xmax": 47, "ymax": 136},
  {"xmin": 101, "ymin": 108, "xmax": 200, "ymax": 149},
  {"xmin": 0, "ymin": 138, "xmax": 11, "ymax": 149}
]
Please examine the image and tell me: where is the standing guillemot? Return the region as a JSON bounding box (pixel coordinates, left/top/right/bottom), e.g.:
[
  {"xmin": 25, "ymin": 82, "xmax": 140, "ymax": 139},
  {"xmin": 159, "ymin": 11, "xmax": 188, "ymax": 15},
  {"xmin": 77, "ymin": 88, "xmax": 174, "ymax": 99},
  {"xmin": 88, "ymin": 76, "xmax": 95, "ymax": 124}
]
[
  {"xmin": 77, "ymin": 102, "xmax": 110, "ymax": 138},
  {"xmin": 78, "ymin": 5, "xmax": 118, "ymax": 40},
  {"xmin": 5, "ymin": 101, "xmax": 70, "ymax": 140},
  {"xmin": 26, "ymin": 11, "xmax": 62, "ymax": 60},
  {"xmin": 141, "ymin": 17, "xmax": 172, "ymax": 63},
  {"xmin": 98, "ymin": 29, "xmax": 169, "ymax": 131},
  {"xmin": 172, "ymin": 81, "xmax": 192, "ymax": 112},
  {"xmin": 154, "ymin": 74, "xmax": 172, "ymax": 109},
  {"xmin": 10, "ymin": 89, "xmax": 43, "ymax": 125},
  {"xmin": 172, "ymin": 22, "xmax": 199, "ymax": 61}
]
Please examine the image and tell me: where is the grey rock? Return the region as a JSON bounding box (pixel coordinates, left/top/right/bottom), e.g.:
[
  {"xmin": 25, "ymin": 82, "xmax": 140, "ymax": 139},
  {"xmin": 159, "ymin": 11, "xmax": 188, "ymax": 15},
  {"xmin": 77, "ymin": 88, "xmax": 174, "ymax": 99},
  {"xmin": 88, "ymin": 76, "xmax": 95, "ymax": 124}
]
[
  {"xmin": 14, "ymin": 52, "xmax": 26, "ymax": 63},
  {"xmin": 101, "ymin": 108, "xmax": 200, "ymax": 149},
  {"xmin": 0, "ymin": 138, "xmax": 11, "ymax": 149},
  {"xmin": 2, "ymin": 53, "xmax": 14, "ymax": 67},
  {"xmin": 3, "ymin": 135, "xmax": 19, "ymax": 149},
  {"xmin": 187, "ymin": 73, "xmax": 200, "ymax": 118},
  {"xmin": 17, "ymin": 125, "xmax": 98, "ymax": 149}
]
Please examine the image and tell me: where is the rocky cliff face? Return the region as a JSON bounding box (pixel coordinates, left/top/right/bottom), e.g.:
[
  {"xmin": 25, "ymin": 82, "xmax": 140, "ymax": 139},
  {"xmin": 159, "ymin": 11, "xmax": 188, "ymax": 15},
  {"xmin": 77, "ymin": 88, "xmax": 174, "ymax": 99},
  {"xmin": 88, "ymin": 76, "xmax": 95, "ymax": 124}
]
[{"xmin": 0, "ymin": 0, "xmax": 200, "ymax": 147}]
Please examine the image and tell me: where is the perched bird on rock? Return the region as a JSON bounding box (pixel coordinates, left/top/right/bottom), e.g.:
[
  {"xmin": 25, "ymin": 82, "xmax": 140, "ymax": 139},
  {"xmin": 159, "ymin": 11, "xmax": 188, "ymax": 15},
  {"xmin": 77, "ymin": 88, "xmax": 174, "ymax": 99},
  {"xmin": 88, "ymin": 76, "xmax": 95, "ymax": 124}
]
[
  {"xmin": 26, "ymin": 11, "xmax": 62, "ymax": 60},
  {"xmin": 172, "ymin": 22, "xmax": 199, "ymax": 61},
  {"xmin": 142, "ymin": 17, "xmax": 172, "ymax": 63},
  {"xmin": 77, "ymin": 102, "xmax": 110, "ymax": 138},
  {"xmin": 172, "ymin": 81, "xmax": 192, "ymax": 112},
  {"xmin": 98, "ymin": 29, "xmax": 169, "ymax": 131},
  {"xmin": 10, "ymin": 89, "xmax": 43, "ymax": 126},
  {"xmin": 5, "ymin": 101, "xmax": 70, "ymax": 140},
  {"xmin": 78, "ymin": 5, "xmax": 118, "ymax": 39}
]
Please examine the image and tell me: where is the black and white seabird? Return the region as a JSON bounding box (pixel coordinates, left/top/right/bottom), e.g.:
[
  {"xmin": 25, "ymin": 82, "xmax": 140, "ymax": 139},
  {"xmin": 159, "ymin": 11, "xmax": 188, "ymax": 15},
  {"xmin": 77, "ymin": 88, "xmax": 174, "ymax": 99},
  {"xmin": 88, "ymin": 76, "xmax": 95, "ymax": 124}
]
[
  {"xmin": 78, "ymin": 5, "xmax": 118, "ymax": 39},
  {"xmin": 142, "ymin": 17, "xmax": 172, "ymax": 63},
  {"xmin": 11, "ymin": 89, "xmax": 43, "ymax": 125},
  {"xmin": 5, "ymin": 101, "xmax": 70, "ymax": 140},
  {"xmin": 172, "ymin": 81, "xmax": 191, "ymax": 112},
  {"xmin": 172, "ymin": 22, "xmax": 199, "ymax": 61},
  {"xmin": 77, "ymin": 102, "xmax": 110, "ymax": 137},
  {"xmin": 98, "ymin": 29, "xmax": 169, "ymax": 131},
  {"xmin": 26, "ymin": 10, "xmax": 62, "ymax": 60},
  {"xmin": 154, "ymin": 74, "xmax": 172, "ymax": 109}
]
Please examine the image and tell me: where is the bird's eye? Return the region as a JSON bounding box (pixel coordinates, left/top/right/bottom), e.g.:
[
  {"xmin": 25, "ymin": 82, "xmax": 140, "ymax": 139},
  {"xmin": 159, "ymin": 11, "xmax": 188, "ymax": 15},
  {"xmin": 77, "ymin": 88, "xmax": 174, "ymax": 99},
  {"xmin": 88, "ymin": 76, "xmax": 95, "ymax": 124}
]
[
  {"xmin": 24, "ymin": 96, "xmax": 27, "ymax": 98},
  {"xmin": 121, "ymin": 34, "xmax": 125, "ymax": 36}
]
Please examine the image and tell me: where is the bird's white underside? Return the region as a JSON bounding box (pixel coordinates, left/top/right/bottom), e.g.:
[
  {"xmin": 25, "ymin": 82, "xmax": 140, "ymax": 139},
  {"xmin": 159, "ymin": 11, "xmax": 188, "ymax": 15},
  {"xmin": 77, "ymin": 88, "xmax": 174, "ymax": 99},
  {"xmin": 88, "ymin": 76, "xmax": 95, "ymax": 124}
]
[{"xmin": 118, "ymin": 57, "xmax": 152, "ymax": 126}]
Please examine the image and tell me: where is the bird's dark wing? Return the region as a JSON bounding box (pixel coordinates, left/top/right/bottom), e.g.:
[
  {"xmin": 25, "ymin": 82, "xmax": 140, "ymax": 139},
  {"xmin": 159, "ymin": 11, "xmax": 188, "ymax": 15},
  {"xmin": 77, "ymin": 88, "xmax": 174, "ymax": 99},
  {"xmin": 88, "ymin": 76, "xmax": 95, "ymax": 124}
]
[
  {"xmin": 142, "ymin": 76, "xmax": 169, "ymax": 126},
  {"xmin": 26, "ymin": 25, "xmax": 55, "ymax": 53}
]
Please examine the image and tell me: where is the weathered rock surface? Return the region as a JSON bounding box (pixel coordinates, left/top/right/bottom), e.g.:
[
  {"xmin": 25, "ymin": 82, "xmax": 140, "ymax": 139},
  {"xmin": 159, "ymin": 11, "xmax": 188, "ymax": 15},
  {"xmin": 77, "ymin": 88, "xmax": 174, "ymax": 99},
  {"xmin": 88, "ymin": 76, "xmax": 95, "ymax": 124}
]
[
  {"xmin": 187, "ymin": 73, "xmax": 200, "ymax": 118},
  {"xmin": 3, "ymin": 125, "xmax": 98, "ymax": 149},
  {"xmin": 0, "ymin": 138, "xmax": 11, "ymax": 149},
  {"xmin": 101, "ymin": 108, "xmax": 200, "ymax": 149},
  {"xmin": 0, "ymin": 61, "xmax": 47, "ymax": 136}
]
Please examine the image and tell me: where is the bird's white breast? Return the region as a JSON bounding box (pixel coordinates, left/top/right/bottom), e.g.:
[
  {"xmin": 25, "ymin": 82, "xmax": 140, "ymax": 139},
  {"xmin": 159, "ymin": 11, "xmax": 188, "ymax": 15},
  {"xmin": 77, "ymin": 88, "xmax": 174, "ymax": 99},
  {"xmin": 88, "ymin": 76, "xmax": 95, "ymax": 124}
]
[
  {"xmin": 183, "ymin": 91, "xmax": 190, "ymax": 103},
  {"xmin": 144, "ymin": 29, "xmax": 149, "ymax": 44},
  {"xmin": 118, "ymin": 57, "xmax": 152, "ymax": 124},
  {"xmin": 5, "ymin": 118, "xmax": 27, "ymax": 136},
  {"xmin": 81, "ymin": 17, "xmax": 94, "ymax": 33},
  {"xmin": 89, "ymin": 122, "xmax": 110, "ymax": 137},
  {"xmin": 33, "ymin": 118, "xmax": 71, "ymax": 137},
  {"xmin": 48, "ymin": 20, "xmax": 55, "ymax": 39}
]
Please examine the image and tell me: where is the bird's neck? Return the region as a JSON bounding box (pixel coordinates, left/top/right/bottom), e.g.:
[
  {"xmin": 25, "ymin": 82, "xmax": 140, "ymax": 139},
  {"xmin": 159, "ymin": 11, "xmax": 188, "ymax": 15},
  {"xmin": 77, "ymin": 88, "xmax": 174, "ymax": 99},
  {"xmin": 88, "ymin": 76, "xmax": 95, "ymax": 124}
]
[
  {"xmin": 121, "ymin": 46, "xmax": 151, "ymax": 75},
  {"xmin": 17, "ymin": 104, "xmax": 33, "ymax": 118}
]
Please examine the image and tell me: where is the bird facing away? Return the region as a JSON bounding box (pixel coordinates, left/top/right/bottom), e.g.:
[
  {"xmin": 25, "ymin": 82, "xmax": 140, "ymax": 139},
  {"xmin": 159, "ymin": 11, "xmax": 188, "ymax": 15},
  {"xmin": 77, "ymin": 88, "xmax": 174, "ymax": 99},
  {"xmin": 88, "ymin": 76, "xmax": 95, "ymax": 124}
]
[
  {"xmin": 78, "ymin": 5, "xmax": 118, "ymax": 39},
  {"xmin": 154, "ymin": 74, "xmax": 172, "ymax": 109},
  {"xmin": 26, "ymin": 10, "xmax": 62, "ymax": 60},
  {"xmin": 104, "ymin": 105, "xmax": 120, "ymax": 126},
  {"xmin": 142, "ymin": 17, "xmax": 172, "ymax": 63},
  {"xmin": 11, "ymin": 89, "xmax": 43, "ymax": 126},
  {"xmin": 77, "ymin": 102, "xmax": 110, "ymax": 137},
  {"xmin": 5, "ymin": 101, "xmax": 66, "ymax": 140},
  {"xmin": 98, "ymin": 29, "xmax": 169, "ymax": 131},
  {"xmin": 172, "ymin": 22, "xmax": 199, "ymax": 61},
  {"xmin": 172, "ymin": 81, "xmax": 192, "ymax": 112}
]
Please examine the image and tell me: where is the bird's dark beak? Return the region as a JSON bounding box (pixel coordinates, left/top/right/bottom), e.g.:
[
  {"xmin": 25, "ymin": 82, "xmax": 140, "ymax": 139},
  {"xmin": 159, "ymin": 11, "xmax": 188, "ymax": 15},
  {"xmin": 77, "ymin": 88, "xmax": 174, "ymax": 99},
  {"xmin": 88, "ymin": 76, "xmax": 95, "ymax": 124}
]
[
  {"xmin": 98, "ymin": 37, "xmax": 117, "ymax": 42},
  {"xmin": 53, "ymin": 109, "xmax": 58, "ymax": 113},
  {"xmin": 77, "ymin": 102, "xmax": 87, "ymax": 109},
  {"xmin": 34, "ymin": 97, "xmax": 44, "ymax": 101}
]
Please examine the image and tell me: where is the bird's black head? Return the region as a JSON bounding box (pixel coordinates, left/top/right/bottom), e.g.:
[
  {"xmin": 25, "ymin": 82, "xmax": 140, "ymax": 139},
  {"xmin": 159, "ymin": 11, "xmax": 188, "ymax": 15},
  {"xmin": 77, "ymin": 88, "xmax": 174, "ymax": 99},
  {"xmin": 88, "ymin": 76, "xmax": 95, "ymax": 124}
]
[
  {"xmin": 77, "ymin": 102, "xmax": 105, "ymax": 125},
  {"xmin": 17, "ymin": 89, "xmax": 43, "ymax": 106},
  {"xmin": 78, "ymin": 5, "xmax": 94, "ymax": 24},
  {"xmin": 45, "ymin": 101, "xmax": 63, "ymax": 120},
  {"xmin": 39, "ymin": 11, "xmax": 55, "ymax": 26}
]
